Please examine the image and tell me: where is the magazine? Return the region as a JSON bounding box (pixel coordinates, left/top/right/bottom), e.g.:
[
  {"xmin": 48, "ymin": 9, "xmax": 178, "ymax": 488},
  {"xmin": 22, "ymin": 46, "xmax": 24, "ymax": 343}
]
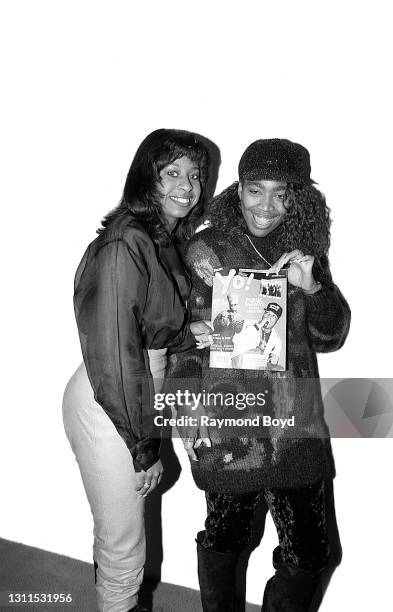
[{"xmin": 209, "ymin": 267, "xmax": 287, "ymax": 371}]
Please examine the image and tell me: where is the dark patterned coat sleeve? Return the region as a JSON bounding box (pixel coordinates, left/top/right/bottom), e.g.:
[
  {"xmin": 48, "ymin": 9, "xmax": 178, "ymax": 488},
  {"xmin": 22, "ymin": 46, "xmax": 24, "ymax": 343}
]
[
  {"xmin": 164, "ymin": 235, "xmax": 219, "ymax": 401},
  {"xmin": 304, "ymin": 254, "xmax": 351, "ymax": 353}
]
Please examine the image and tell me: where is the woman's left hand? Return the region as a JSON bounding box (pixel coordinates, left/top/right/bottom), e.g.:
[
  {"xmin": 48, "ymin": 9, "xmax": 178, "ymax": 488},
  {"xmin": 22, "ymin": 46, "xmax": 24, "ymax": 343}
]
[
  {"xmin": 190, "ymin": 320, "xmax": 213, "ymax": 350},
  {"xmin": 266, "ymin": 250, "xmax": 316, "ymax": 290}
]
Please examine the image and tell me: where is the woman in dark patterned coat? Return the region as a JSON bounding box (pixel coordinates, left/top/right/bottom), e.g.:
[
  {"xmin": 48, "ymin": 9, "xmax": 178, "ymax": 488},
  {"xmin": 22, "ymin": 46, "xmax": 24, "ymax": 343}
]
[{"xmin": 166, "ymin": 139, "xmax": 351, "ymax": 611}]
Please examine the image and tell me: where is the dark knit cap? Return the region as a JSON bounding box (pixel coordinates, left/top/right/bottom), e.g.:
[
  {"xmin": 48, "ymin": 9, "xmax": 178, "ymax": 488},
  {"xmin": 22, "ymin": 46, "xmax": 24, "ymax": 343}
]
[{"xmin": 238, "ymin": 138, "xmax": 314, "ymax": 185}]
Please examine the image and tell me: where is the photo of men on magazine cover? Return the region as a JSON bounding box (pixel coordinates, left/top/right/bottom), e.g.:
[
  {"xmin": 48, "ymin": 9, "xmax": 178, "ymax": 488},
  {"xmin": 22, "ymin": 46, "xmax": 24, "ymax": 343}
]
[{"xmin": 210, "ymin": 268, "xmax": 287, "ymax": 371}]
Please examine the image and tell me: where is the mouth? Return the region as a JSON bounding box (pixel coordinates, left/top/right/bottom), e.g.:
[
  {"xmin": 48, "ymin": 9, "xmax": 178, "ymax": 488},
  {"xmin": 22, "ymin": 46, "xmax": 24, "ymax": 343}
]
[
  {"xmin": 170, "ymin": 196, "xmax": 194, "ymax": 206},
  {"xmin": 251, "ymin": 212, "xmax": 279, "ymax": 229}
]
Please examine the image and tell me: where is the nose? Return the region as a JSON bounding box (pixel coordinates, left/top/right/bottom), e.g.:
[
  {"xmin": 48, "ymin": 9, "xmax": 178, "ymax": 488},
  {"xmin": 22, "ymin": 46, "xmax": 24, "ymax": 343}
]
[
  {"xmin": 259, "ymin": 194, "xmax": 274, "ymax": 211},
  {"xmin": 178, "ymin": 175, "xmax": 193, "ymax": 192}
]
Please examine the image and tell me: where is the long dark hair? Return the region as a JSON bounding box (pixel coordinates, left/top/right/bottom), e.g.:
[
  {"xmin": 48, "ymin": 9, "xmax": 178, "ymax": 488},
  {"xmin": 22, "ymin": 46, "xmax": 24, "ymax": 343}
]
[
  {"xmin": 207, "ymin": 182, "xmax": 331, "ymax": 257},
  {"xmin": 98, "ymin": 129, "xmax": 213, "ymax": 245}
]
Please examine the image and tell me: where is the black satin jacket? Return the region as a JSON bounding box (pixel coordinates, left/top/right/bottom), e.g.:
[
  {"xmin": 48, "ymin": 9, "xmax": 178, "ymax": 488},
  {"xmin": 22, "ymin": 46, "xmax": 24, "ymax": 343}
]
[{"xmin": 74, "ymin": 214, "xmax": 193, "ymax": 471}]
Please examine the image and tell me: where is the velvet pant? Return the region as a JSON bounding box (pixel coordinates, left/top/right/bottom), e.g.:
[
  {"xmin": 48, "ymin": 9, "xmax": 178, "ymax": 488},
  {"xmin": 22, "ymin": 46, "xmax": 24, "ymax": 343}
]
[{"xmin": 202, "ymin": 480, "xmax": 331, "ymax": 572}]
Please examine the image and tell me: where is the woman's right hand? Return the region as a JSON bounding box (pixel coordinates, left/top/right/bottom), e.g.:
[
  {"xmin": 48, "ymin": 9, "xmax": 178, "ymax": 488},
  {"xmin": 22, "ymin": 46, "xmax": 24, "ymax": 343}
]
[{"xmin": 134, "ymin": 459, "xmax": 163, "ymax": 497}]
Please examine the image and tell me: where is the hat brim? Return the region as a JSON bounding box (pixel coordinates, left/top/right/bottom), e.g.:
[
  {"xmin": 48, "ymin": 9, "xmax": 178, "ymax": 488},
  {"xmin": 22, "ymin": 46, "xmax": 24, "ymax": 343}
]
[
  {"xmin": 263, "ymin": 309, "xmax": 282, "ymax": 317},
  {"xmin": 240, "ymin": 169, "xmax": 316, "ymax": 185}
]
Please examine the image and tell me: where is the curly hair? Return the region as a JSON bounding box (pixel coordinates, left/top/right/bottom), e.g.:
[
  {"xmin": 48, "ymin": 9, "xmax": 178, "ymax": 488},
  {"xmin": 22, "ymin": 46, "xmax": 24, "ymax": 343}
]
[
  {"xmin": 98, "ymin": 129, "xmax": 214, "ymax": 246},
  {"xmin": 206, "ymin": 181, "xmax": 331, "ymax": 257}
]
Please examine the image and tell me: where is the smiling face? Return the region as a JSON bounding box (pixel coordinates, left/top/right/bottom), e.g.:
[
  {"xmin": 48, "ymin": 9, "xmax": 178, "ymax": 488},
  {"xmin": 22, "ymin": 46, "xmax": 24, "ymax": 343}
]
[
  {"xmin": 238, "ymin": 179, "xmax": 287, "ymax": 237},
  {"xmin": 260, "ymin": 311, "xmax": 279, "ymax": 330},
  {"xmin": 158, "ymin": 156, "xmax": 202, "ymax": 230}
]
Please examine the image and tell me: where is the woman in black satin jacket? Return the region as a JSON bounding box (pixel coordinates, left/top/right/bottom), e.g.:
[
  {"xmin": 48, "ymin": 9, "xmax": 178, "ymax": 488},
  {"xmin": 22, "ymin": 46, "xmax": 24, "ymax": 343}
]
[{"xmin": 62, "ymin": 129, "xmax": 216, "ymax": 612}]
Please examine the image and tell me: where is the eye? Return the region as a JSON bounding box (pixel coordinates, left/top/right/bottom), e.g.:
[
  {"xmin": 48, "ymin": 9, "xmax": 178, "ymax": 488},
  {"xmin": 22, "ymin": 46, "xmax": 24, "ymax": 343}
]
[
  {"xmin": 274, "ymin": 194, "xmax": 286, "ymax": 201},
  {"xmin": 248, "ymin": 188, "xmax": 260, "ymax": 195},
  {"xmin": 190, "ymin": 173, "xmax": 200, "ymax": 180},
  {"xmin": 167, "ymin": 170, "xmax": 179, "ymax": 177}
]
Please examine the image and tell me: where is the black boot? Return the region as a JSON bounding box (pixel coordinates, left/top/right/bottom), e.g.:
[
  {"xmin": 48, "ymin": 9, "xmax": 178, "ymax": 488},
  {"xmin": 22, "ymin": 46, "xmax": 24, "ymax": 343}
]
[
  {"xmin": 261, "ymin": 563, "xmax": 324, "ymax": 612},
  {"xmin": 196, "ymin": 531, "xmax": 239, "ymax": 612}
]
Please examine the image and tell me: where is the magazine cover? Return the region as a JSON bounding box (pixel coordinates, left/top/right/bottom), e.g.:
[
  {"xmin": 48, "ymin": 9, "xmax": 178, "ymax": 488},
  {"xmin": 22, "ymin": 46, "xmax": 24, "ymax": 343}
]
[{"xmin": 209, "ymin": 268, "xmax": 287, "ymax": 370}]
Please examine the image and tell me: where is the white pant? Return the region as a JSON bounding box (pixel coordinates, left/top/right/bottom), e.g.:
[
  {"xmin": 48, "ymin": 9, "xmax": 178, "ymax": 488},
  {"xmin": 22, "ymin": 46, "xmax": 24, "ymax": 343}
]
[{"xmin": 62, "ymin": 350, "xmax": 167, "ymax": 612}]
